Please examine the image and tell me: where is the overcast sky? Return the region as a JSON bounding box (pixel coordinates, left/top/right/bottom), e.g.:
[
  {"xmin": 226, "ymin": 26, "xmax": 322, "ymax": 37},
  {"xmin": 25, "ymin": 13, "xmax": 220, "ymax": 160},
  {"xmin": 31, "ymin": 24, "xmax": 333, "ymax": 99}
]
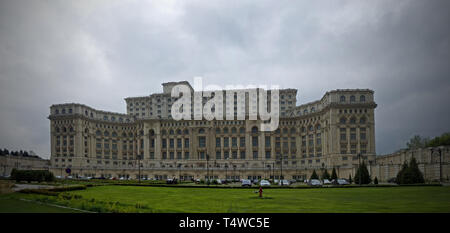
[{"xmin": 1, "ymin": 0, "xmax": 449, "ymax": 159}]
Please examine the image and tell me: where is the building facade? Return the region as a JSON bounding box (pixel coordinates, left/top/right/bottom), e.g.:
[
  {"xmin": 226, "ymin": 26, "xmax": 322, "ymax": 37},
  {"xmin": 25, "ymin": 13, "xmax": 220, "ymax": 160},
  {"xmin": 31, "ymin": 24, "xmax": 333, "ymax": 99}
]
[
  {"xmin": 0, "ymin": 153, "xmax": 50, "ymax": 177},
  {"xmin": 371, "ymin": 146, "xmax": 450, "ymax": 182},
  {"xmin": 48, "ymin": 81, "xmax": 376, "ymax": 180}
]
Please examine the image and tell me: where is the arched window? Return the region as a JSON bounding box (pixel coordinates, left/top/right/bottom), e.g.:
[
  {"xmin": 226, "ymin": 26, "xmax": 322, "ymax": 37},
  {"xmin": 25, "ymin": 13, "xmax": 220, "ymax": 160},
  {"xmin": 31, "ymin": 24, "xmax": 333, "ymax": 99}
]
[
  {"xmin": 350, "ymin": 95, "xmax": 356, "ymax": 102},
  {"xmin": 96, "ymin": 130, "xmax": 101, "ymax": 136},
  {"xmin": 223, "ymin": 127, "xmax": 229, "ymax": 134},
  {"xmin": 350, "ymin": 117, "xmax": 356, "ymax": 124},
  {"xmin": 340, "ymin": 96, "xmax": 346, "ymax": 102},
  {"xmin": 176, "ymin": 129, "xmax": 182, "ymax": 135},
  {"xmin": 290, "ymin": 128, "xmax": 296, "ymax": 134},
  {"xmin": 169, "ymin": 129, "xmax": 174, "ymax": 135},
  {"xmin": 112, "ymin": 132, "xmax": 117, "ymax": 137},
  {"xmin": 69, "ymin": 127, "xmax": 74, "ymax": 132},
  {"xmin": 316, "ymin": 124, "xmax": 321, "ymax": 130},
  {"xmin": 283, "ymin": 128, "xmax": 288, "ymax": 134},
  {"xmin": 251, "ymin": 126, "xmax": 258, "ymax": 133},
  {"xmin": 149, "ymin": 130, "xmax": 155, "ymax": 136},
  {"xmin": 308, "ymin": 125, "xmax": 313, "ymax": 131},
  {"xmin": 55, "ymin": 127, "xmax": 60, "ymax": 133},
  {"xmin": 184, "ymin": 129, "xmax": 189, "ymax": 135},
  {"xmin": 161, "ymin": 130, "xmax": 166, "ymax": 135},
  {"xmin": 303, "ymin": 109, "xmax": 308, "ymax": 114},
  {"xmin": 129, "ymin": 132, "xmax": 133, "ymax": 137},
  {"xmin": 360, "ymin": 117, "xmax": 366, "ymax": 124},
  {"xmin": 360, "ymin": 95, "xmax": 366, "ymax": 102},
  {"xmin": 231, "ymin": 127, "xmax": 237, "ymax": 134},
  {"xmin": 239, "ymin": 127, "xmax": 245, "ymax": 134},
  {"xmin": 104, "ymin": 131, "xmax": 109, "ymax": 137},
  {"xmin": 63, "ymin": 127, "xmax": 67, "ymax": 133},
  {"xmin": 340, "ymin": 117, "xmax": 347, "ymax": 124},
  {"xmin": 215, "ymin": 128, "xmax": 221, "ymax": 134},
  {"xmin": 198, "ymin": 128, "xmax": 205, "ymax": 134},
  {"xmin": 122, "ymin": 132, "xmax": 127, "ymax": 137}
]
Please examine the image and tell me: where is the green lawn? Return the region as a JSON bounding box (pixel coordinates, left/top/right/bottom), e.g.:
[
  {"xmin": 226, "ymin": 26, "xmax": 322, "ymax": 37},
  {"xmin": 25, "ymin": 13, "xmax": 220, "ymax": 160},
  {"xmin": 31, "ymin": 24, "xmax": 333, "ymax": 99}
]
[
  {"xmin": 0, "ymin": 195, "xmax": 84, "ymax": 213},
  {"xmin": 2, "ymin": 185, "xmax": 450, "ymax": 213}
]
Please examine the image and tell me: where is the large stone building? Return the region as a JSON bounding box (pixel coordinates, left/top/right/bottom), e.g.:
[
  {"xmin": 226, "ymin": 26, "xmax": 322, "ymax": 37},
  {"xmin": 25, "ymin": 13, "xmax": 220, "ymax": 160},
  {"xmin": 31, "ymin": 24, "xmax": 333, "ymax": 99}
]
[
  {"xmin": 48, "ymin": 81, "xmax": 377, "ymax": 180},
  {"xmin": 0, "ymin": 153, "xmax": 50, "ymax": 177}
]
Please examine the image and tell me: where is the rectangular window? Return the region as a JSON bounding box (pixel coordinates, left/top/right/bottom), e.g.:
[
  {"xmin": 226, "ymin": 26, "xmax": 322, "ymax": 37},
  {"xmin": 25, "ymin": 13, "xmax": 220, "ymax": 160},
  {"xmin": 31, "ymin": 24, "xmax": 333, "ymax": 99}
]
[
  {"xmin": 240, "ymin": 137, "xmax": 245, "ymax": 147},
  {"xmin": 216, "ymin": 137, "xmax": 221, "ymax": 147},
  {"xmin": 252, "ymin": 136, "xmax": 258, "ymax": 147},
  {"xmin": 216, "ymin": 151, "xmax": 221, "ymax": 160},
  {"xmin": 265, "ymin": 151, "xmax": 271, "ymax": 159},
  {"xmin": 184, "ymin": 152, "xmax": 190, "ymax": 159},
  {"xmin": 240, "ymin": 151, "xmax": 246, "ymax": 159},
  {"xmin": 265, "ymin": 136, "xmax": 271, "ymax": 147},
  {"xmin": 162, "ymin": 139, "xmax": 167, "ymax": 148},
  {"xmin": 232, "ymin": 151, "xmax": 237, "ymax": 159},
  {"xmin": 253, "ymin": 151, "xmax": 258, "ymax": 160},
  {"xmin": 177, "ymin": 139, "xmax": 182, "ymax": 148},
  {"xmin": 232, "ymin": 137, "xmax": 237, "ymax": 147},
  {"xmin": 224, "ymin": 137, "xmax": 229, "ymax": 147},
  {"xmin": 184, "ymin": 138, "xmax": 189, "ymax": 148},
  {"xmin": 170, "ymin": 139, "xmax": 174, "ymax": 148},
  {"xmin": 199, "ymin": 137, "xmax": 206, "ymax": 148}
]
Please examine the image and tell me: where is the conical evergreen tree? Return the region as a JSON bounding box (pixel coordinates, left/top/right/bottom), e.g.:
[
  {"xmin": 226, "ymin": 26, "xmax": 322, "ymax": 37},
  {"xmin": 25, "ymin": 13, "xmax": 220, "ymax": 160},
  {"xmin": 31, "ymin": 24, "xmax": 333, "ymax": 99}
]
[
  {"xmin": 374, "ymin": 177, "xmax": 378, "ymax": 185},
  {"xmin": 310, "ymin": 170, "xmax": 319, "ymax": 179},
  {"xmin": 396, "ymin": 157, "xmax": 425, "ymax": 184},
  {"xmin": 349, "ymin": 174, "xmax": 352, "ymax": 184},
  {"xmin": 331, "ymin": 167, "xmax": 338, "ymax": 180},
  {"xmin": 354, "ymin": 161, "xmax": 371, "ymax": 184},
  {"xmin": 321, "ymin": 169, "xmax": 330, "ymax": 180}
]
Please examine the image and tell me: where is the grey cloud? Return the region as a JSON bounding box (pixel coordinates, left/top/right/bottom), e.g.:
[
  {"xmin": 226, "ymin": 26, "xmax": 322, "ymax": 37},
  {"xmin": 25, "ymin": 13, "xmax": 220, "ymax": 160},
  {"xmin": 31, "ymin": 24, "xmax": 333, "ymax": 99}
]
[{"xmin": 0, "ymin": 0, "xmax": 449, "ymax": 158}]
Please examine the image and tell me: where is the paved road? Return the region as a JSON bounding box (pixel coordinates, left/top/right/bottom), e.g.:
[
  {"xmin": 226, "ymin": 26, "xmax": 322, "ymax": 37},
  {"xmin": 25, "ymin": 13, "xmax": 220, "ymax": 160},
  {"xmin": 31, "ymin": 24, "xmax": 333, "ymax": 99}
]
[{"xmin": 12, "ymin": 184, "xmax": 55, "ymax": 192}]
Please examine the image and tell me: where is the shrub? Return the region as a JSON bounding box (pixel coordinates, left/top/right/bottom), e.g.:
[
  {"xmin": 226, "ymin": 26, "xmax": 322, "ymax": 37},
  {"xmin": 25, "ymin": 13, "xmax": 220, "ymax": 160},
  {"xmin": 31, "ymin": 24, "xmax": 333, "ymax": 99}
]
[
  {"xmin": 310, "ymin": 170, "xmax": 319, "ymax": 180},
  {"xmin": 354, "ymin": 161, "xmax": 371, "ymax": 185},
  {"xmin": 10, "ymin": 169, "xmax": 54, "ymax": 183},
  {"xmin": 396, "ymin": 157, "xmax": 425, "ymax": 184}
]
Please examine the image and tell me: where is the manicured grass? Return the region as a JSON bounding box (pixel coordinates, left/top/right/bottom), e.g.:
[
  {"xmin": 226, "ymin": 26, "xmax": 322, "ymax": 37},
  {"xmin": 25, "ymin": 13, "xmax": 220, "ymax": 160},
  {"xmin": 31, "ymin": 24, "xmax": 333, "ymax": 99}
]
[
  {"xmin": 0, "ymin": 195, "xmax": 84, "ymax": 213},
  {"xmin": 63, "ymin": 185, "xmax": 450, "ymax": 213},
  {"xmin": 3, "ymin": 185, "xmax": 450, "ymax": 213}
]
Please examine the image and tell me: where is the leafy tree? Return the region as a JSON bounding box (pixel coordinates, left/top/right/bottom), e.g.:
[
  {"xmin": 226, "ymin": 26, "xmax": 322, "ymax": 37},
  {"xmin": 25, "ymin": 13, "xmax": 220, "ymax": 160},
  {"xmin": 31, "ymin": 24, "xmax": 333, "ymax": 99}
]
[
  {"xmin": 426, "ymin": 132, "xmax": 450, "ymax": 147},
  {"xmin": 4, "ymin": 149, "xmax": 9, "ymax": 155},
  {"xmin": 321, "ymin": 169, "xmax": 330, "ymax": 180},
  {"xmin": 310, "ymin": 170, "xmax": 319, "ymax": 180},
  {"xmin": 406, "ymin": 135, "xmax": 429, "ymax": 150},
  {"xmin": 396, "ymin": 157, "xmax": 425, "ymax": 184},
  {"xmin": 374, "ymin": 177, "xmax": 378, "ymax": 185},
  {"xmin": 354, "ymin": 161, "xmax": 371, "ymax": 185},
  {"xmin": 331, "ymin": 167, "xmax": 338, "ymax": 180}
]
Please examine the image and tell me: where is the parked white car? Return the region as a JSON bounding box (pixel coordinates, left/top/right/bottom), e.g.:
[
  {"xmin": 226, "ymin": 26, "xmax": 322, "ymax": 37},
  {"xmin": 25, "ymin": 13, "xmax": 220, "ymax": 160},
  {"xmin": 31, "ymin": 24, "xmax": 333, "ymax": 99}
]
[
  {"xmin": 278, "ymin": 179, "xmax": 290, "ymax": 186},
  {"xmin": 337, "ymin": 179, "xmax": 350, "ymax": 185},
  {"xmin": 260, "ymin": 180, "xmax": 271, "ymax": 186},
  {"xmin": 323, "ymin": 179, "xmax": 332, "ymax": 185},
  {"xmin": 308, "ymin": 179, "xmax": 322, "ymax": 186}
]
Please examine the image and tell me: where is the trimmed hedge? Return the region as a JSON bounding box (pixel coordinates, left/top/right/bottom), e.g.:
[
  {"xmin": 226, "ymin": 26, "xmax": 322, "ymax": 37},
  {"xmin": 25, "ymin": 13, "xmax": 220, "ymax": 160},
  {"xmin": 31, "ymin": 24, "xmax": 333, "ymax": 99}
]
[
  {"xmin": 19, "ymin": 185, "xmax": 87, "ymax": 196},
  {"xmin": 11, "ymin": 169, "xmax": 55, "ymax": 183}
]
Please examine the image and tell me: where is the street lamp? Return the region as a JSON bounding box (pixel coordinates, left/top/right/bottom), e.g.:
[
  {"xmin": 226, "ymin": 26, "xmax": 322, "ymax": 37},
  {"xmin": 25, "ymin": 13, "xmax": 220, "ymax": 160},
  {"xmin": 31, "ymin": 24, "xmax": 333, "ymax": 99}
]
[
  {"xmin": 430, "ymin": 147, "xmax": 443, "ymax": 183},
  {"xmin": 137, "ymin": 154, "xmax": 142, "ymax": 183},
  {"xmin": 357, "ymin": 153, "xmax": 362, "ymax": 186},
  {"xmin": 206, "ymin": 154, "xmax": 210, "ymax": 185}
]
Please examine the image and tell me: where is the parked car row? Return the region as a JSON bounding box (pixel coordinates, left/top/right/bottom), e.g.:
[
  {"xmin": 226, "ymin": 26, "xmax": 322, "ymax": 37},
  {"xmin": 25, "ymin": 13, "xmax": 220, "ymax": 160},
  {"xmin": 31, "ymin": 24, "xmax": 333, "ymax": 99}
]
[{"xmin": 305, "ymin": 179, "xmax": 351, "ymax": 186}]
